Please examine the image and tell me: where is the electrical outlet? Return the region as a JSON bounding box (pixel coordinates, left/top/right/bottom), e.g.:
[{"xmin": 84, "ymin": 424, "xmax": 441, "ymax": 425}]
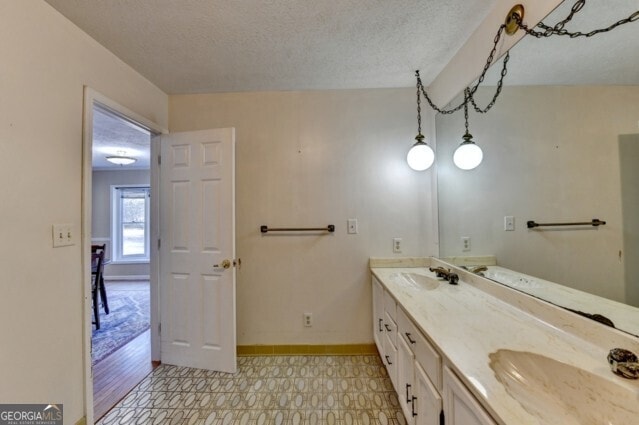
[
  {"xmin": 347, "ymin": 218, "xmax": 358, "ymax": 234},
  {"xmin": 504, "ymin": 216, "xmax": 515, "ymax": 231},
  {"xmin": 303, "ymin": 313, "xmax": 313, "ymax": 327},
  {"xmin": 393, "ymin": 238, "xmax": 402, "ymax": 253},
  {"xmin": 461, "ymin": 236, "xmax": 471, "ymax": 252}
]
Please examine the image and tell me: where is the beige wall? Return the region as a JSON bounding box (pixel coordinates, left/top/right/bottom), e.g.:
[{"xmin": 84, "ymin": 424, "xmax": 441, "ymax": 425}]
[
  {"xmin": 92, "ymin": 169, "xmax": 151, "ymax": 279},
  {"xmin": 0, "ymin": 2, "xmax": 167, "ymax": 423},
  {"xmin": 170, "ymin": 89, "xmax": 438, "ymax": 345},
  {"xmin": 437, "ymin": 86, "xmax": 639, "ymax": 303}
]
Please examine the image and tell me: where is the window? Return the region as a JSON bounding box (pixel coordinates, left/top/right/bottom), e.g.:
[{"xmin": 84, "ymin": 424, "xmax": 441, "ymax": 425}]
[{"xmin": 112, "ymin": 186, "xmax": 150, "ymax": 262}]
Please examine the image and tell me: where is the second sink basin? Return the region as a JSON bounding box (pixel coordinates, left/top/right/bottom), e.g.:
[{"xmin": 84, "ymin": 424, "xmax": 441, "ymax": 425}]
[{"xmin": 489, "ymin": 349, "xmax": 639, "ymax": 424}]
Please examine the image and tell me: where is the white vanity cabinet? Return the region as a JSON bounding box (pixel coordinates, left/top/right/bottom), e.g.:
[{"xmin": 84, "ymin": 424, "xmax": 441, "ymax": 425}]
[
  {"xmin": 372, "ymin": 277, "xmax": 385, "ymax": 351},
  {"xmin": 372, "ymin": 276, "xmax": 399, "ymax": 390},
  {"xmin": 443, "ymin": 367, "xmax": 497, "ymax": 425},
  {"xmin": 396, "ymin": 307, "xmax": 442, "ymax": 425},
  {"xmin": 373, "ymin": 275, "xmax": 497, "ymax": 425}
]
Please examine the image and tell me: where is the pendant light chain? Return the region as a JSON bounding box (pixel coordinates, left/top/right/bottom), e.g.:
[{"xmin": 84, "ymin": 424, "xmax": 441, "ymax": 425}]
[
  {"xmin": 408, "ymin": 0, "xmax": 636, "ymax": 172},
  {"xmin": 463, "ymin": 88, "xmax": 470, "ymax": 135},
  {"xmin": 415, "ymin": 0, "xmax": 637, "ymax": 118},
  {"xmin": 516, "ymin": 0, "xmax": 639, "ymax": 38},
  {"xmin": 470, "ymin": 51, "xmax": 509, "ymax": 114},
  {"xmin": 416, "ymin": 23, "xmax": 510, "ymax": 116},
  {"xmin": 416, "ymin": 73, "xmax": 422, "ymax": 136}
]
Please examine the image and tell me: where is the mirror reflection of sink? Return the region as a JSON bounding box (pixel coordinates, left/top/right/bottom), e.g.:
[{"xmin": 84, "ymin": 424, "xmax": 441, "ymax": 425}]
[
  {"xmin": 392, "ymin": 272, "xmax": 440, "ymax": 290},
  {"xmin": 489, "ymin": 349, "xmax": 639, "ymax": 425},
  {"xmin": 483, "ymin": 269, "xmax": 541, "ymax": 289}
]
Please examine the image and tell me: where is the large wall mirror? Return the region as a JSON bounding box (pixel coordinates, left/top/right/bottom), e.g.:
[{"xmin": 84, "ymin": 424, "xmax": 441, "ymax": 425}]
[{"xmin": 435, "ymin": 0, "xmax": 639, "ymax": 336}]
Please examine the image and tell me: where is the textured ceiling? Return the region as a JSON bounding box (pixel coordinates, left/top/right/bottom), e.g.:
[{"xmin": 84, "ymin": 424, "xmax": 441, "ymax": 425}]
[
  {"xmin": 92, "ymin": 108, "xmax": 151, "ymax": 170},
  {"xmin": 45, "ymin": 0, "xmax": 496, "ymax": 94},
  {"xmin": 50, "ymin": 1, "xmax": 637, "ymax": 164},
  {"xmin": 483, "ymin": 0, "xmax": 639, "ymax": 86}
]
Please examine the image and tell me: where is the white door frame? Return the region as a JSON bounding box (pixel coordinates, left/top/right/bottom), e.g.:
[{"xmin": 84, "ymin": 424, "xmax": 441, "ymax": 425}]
[{"xmin": 81, "ymin": 87, "xmax": 167, "ymax": 423}]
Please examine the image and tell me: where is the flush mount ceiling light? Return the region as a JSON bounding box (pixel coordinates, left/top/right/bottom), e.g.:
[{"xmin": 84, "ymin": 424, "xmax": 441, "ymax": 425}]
[
  {"xmin": 407, "ymin": 74, "xmax": 434, "ymax": 171},
  {"xmin": 453, "ymin": 89, "xmax": 483, "ymax": 170},
  {"xmin": 106, "ymin": 150, "xmax": 137, "ymax": 166},
  {"xmin": 408, "ymin": 2, "xmax": 637, "ymax": 172}
]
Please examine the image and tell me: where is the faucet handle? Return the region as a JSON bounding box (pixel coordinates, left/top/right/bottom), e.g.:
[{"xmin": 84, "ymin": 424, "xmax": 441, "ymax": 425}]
[
  {"xmin": 608, "ymin": 348, "xmax": 639, "ymax": 379},
  {"xmin": 429, "ymin": 266, "xmax": 450, "ymax": 279}
]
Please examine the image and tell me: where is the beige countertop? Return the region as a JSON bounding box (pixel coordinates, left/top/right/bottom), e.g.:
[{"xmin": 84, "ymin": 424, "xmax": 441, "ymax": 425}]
[{"xmin": 371, "ymin": 262, "xmax": 639, "ymax": 425}]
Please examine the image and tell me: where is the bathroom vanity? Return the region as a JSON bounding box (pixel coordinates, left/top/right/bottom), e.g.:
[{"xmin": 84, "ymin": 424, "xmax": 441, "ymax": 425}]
[{"xmin": 370, "ymin": 257, "xmax": 639, "ymax": 425}]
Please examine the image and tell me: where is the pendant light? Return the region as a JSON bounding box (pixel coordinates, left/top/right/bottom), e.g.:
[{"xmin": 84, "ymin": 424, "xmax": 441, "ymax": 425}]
[
  {"xmin": 453, "ymin": 89, "xmax": 483, "ymax": 170},
  {"xmin": 407, "ymin": 73, "xmax": 434, "ymax": 171}
]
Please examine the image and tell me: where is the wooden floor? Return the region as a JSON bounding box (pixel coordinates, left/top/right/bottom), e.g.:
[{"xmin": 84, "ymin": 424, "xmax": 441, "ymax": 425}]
[{"xmin": 93, "ymin": 329, "xmax": 155, "ymax": 421}]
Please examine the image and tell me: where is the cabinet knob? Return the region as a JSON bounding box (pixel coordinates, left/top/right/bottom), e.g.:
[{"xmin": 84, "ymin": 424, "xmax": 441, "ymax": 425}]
[
  {"xmin": 385, "ymin": 355, "xmax": 392, "ymax": 365},
  {"xmin": 406, "ymin": 383, "xmax": 412, "ymax": 403},
  {"xmin": 405, "ymin": 332, "xmax": 416, "ymax": 344},
  {"xmin": 411, "ymin": 396, "xmax": 417, "ymax": 417},
  {"xmin": 384, "ymin": 323, "xmax": 392, "ymax": 332}
]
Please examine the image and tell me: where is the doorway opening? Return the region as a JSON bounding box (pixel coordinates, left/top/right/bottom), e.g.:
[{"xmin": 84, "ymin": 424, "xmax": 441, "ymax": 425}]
[
  {"xmin": 619, "ymin": 133, "xmax": 639, "ymax": 308},
  {"xmin": 82, "ymin": 89, "xmax": 164, "ymax": 423},
  {"xmin": 91, "ymin": 105, "xmax": 152, "ymax": 420}
]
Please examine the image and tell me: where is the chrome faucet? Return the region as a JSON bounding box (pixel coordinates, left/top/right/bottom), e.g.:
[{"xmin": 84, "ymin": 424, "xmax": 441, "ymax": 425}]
[
  {"xmin": 608, "ymin": 348, "xmax": 639, "ymax": 379},
  {"xmin": 429, "ymin": 267, "xmax": 459, "ymax": 285}
]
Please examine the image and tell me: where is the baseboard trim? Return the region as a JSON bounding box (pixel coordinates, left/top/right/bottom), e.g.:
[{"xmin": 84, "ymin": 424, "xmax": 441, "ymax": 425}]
[
  {"xmin": 237, "ymin": 344, "xmax": 377, "ymax": 356},
  {"xmin": 104, "ymin": 275, "xmax": 150, "ymax": 281}
]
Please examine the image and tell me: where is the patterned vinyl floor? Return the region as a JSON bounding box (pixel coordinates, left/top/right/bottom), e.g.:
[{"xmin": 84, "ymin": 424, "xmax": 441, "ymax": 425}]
[{"xmin": 97, "ymin": 355, "xmax": 407, "ymax": 425}]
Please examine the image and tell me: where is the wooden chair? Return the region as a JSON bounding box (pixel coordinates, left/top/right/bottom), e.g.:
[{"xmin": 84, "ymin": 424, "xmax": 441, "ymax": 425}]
[{"xmin": 91, "ymin": 244, "xmax": 109, "ymax": 329}]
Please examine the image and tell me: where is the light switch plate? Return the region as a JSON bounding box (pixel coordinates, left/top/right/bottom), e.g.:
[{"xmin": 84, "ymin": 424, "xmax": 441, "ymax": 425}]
[{"xmin": 53, "ymin": 224, "xmax": 75, "ymax": 247}]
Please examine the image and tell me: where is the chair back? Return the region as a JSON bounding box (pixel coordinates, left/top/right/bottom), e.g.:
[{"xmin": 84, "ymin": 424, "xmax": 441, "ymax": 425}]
[{"xmin": 91, "ymin": 244, "xmax": 106, "ymax": 283}]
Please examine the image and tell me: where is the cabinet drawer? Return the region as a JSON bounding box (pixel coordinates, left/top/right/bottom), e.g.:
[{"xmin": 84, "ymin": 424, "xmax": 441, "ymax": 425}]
[
  {"xmin": 384, "ymin": 311, "xmax": 398, "ymax": 349},
  {"xmin": 383, "ymin": 289, "xmax": 397, "ymax": 322},
  {"xmin": 398, "ymin": 308, "xmax": 442, "ymax": 391}
]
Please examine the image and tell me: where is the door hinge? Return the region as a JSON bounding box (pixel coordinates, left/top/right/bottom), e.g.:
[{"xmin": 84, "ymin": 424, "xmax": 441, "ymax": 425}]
[
  {"xmin": 158, "ymin": 239, "xmax": 161, "ymax": 249},
  {"xmin": 440, "ymin": 410, "xmax": 445, "ymax": 425},
  {"xmin": 158, "ymin": 323, "xmax": 161, "ymax": 335},
  {"xmin": 158, "ymin": 155, "xmax": 161, "ymax": 165}
]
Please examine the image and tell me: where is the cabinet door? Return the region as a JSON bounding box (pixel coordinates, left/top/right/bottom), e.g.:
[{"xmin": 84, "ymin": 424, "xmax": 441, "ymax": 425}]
[
  {"xmin": 398, "ymin": 307, "xmax": 442, "ymax": 391},
  {"xmin": 397, "ymin": 335, "xmax": 416, "ymax": 424},
  {"xmin": 383, "ymin": 328, "xmax": 399, "ymax": 391},
  {"xmin": 372, "ymin": 277, "xmax": 385, "ymax": 354},
  {"xmin": 414, "ymin": 362, "xmax": 442, "ymax": 425},
  {"xmin": 443, "ymin": 367, "xmax": 497, "ymax": 425}
]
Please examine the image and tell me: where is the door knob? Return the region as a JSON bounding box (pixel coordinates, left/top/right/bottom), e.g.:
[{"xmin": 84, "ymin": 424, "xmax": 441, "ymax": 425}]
[{"xmin": 214, "ymin": 259, "xmax": 231, "ymax": 269}]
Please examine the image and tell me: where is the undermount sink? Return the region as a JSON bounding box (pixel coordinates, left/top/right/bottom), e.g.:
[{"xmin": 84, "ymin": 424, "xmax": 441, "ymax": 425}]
[
  {"xmin": 489, "ymin": 349, "xmax": 639, "ymax": 424},
  {"xmin": 393, "ymin": 272, "xmax": 440, "ymax": 290}
]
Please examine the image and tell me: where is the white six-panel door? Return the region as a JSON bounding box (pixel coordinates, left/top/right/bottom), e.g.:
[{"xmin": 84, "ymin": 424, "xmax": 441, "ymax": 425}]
[{"xmin": 159, "ymin": 128, "xmax": 236, "ymax": 373}]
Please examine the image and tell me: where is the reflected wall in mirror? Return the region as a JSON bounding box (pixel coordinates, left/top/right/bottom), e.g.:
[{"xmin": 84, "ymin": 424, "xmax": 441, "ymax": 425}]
[{"xmin": 435, "ymin": 0, "xmax": 639, "ymax": 336}]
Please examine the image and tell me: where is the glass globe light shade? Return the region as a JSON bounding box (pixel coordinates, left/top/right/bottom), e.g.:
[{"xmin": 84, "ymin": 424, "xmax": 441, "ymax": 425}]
[
  {"xmin": 406, "ymin": 137, "xmax": 435, "ymax": 171},
  {"xmin": 453, "ymin": 136, "xmax": 483, "ymax": 170}
]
